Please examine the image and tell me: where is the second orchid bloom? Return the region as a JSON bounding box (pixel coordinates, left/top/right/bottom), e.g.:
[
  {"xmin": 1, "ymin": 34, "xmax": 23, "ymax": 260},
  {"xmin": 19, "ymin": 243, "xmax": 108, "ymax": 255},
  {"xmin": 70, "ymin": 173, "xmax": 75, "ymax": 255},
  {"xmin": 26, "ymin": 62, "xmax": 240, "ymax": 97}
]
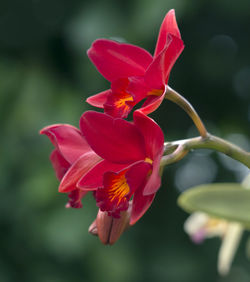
[{"xmin": 86, "ymin": 9, "xmax": 184, "ymax": 118}]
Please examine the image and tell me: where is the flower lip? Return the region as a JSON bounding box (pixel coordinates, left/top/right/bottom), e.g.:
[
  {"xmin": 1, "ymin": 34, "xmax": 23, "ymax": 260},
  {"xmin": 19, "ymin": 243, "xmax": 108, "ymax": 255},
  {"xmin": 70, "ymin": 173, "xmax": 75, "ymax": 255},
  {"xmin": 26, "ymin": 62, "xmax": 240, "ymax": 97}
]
[
  {"xmin": 95, "ymin": 160, "xmax": 152, "ymax": 218},
  {"xmin": 107, "ymin": 171, "xmax": 130, "ymax": 205},
  {"xmin": 104, "ymin": 91, "xmax": 135, "ymax": 118},
  {"xmin": 115, "ymin": 94, "xmax": 133, "ymax": 109},
  {"xmin": 95, "ymin": 169, "xmax": 130, "ymax": 217}
]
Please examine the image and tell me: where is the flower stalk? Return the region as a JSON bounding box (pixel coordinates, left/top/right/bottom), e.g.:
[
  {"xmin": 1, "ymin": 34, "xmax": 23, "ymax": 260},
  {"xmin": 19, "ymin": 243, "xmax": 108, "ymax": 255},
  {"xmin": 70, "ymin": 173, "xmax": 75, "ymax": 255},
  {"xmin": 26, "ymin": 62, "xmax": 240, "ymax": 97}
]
[
  {"xmin": 165, "ymin": 86, "xmax": 208, "ymax": 138},
  {"xmin": 160, "ymin": 144, "xmax": 188, "ymax": 167},
  {"xmin": 163, "ymin": 133, "xmax": 250, "ymax": 168}
]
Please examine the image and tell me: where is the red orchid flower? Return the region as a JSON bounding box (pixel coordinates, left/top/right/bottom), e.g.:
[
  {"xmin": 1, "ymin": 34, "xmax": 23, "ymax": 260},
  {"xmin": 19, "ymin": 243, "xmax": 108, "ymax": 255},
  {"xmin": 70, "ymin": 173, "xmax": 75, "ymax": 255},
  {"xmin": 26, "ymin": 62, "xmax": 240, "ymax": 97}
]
[
  {"xmin": 40, "ymin": 111, "xmax": 164, "ymax": 224},
  {"xmin": 86, "ymin": 9, "xmax": 184, "ymax": 118},
  {"xmin": 78, "ymin": 110, "xmax": 164, "ymax": 225},
  {"xmin": 40, "ymin": 124, "xmax": 102, "ymax": 208}
]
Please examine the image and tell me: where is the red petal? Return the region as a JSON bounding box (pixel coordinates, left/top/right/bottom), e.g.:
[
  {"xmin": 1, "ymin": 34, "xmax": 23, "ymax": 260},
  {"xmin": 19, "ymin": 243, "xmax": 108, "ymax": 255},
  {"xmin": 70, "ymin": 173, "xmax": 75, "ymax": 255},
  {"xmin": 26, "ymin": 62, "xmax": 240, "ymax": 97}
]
[
  {"xmin": 154, "ymin": 9, "xmax": 182, "ymax": 57},
  {"xmin": 126, "ymin": 76, "xmax": 150, "ymax": 102},
  {"xmin": 40, "ymin": 124, "xmax": 92, "ymax": 164},
  {"xmin": 59, "ymin": 151, "xmax": 102, "ymax": 193},
  {"xmin": 145, "ymin": 34, "xmax": 184, "ymax": 89},
  {"xmin": 138, "ymin": 93, "xmax": 165, "ymax": 117},
  {"xmin": 87, "ymin": 39, "xmax": 153, "ymax": 82},
  {"xmin": 143, "ymin": 152, "xmax": 163, "ymax": 195},
  {"xmin": 50, "ymin": 149, "xmax": 70, "ymax": 180},
  {"xmin": 77, "ymin": 160, "xmax": 127, "ymax": 190},
  {"xmin": 130, "ymin": 187, "xmax": 155, "ymax": 225},
  {"xmin": 86, "ymin": 89, "xmax": 111, "ymax": 108},
  {"xmin": 80, "ymin": 111, "xmax": 146, "ymax": 163},
  {"xmin": 133, "ymin": 111, "xmax": 164, "ymax": 160},
  {"xmin": 125, "ymin": 161, "xmax": 152, "ymax": 194}
]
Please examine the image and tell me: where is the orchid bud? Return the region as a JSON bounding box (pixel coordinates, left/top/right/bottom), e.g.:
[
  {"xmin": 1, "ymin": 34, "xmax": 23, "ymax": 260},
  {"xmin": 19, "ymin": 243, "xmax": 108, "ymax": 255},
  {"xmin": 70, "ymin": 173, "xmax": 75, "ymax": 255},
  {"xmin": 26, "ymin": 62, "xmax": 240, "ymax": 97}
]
[{"xmin": 89, "ymin": 203, "xmax": 131, "ymax": 245}]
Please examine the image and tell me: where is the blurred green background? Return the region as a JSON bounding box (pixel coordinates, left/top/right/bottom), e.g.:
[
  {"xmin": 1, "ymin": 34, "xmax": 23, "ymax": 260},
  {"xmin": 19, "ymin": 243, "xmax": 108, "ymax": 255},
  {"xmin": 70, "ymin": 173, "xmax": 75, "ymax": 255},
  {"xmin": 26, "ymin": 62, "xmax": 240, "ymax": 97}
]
[{"xmin": 0, "ymin": 0, "xmax": 250, "ymax": 281}]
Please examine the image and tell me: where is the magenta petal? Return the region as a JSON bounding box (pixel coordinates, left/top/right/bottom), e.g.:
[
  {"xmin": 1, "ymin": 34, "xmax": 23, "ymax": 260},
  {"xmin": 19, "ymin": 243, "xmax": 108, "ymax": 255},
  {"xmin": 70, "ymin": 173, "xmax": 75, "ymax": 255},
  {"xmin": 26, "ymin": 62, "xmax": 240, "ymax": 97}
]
[
  {"xmin": 59, "ymin": 151, "xmax": 102, "ymax": 193},
  {"xmin": 87, "ymin": 39, "xmax": 153, "ymax": 82},
  {"xmin": 50, "ymin": 149, "xmax": 71, "ymax": 181},
  {"xmin": 126, "ymin": 161, "xmax": 152, "ymax": 194},
  {"xmin": 133, "ymin": 111, "xmax": 164, "ymax": 159},
  {"xmin": 126, "ymin": 76, "xmax": 150, "ymax": 102},
  {"xmin": 154, "ymin": 9, "xmax": 182, "ymax": 57},
  {"xmin": 86, "ymin": 89, "xmax": 111, "ymax": 108},
  {"xmin": 40, "ymin": 124, "xmax": 92, "ymax": 164},
  {"xmin": 77, "ymin": 160, "xmax": 127, "ymax": 190},
  {"xmin": 138, "ymin": 93, "xmax": 165, "ymax": 117},
  {"xmin": 143, "ymin": 152, "xmax": 163, "ymax": 195},
  {"xmin": 80, "ymin": 111, "xmax": 146, "ymax": 163},
  {"xmin": 130, "ymin": 187, "xmax": 155, "ymax": 225},
  {"xmin": 145, "ymin": 34, "xmax": 184, "ymax": 89},
  {"xmin": 191, "ymin": 229, "xmax": 206, "ymax": 244}
]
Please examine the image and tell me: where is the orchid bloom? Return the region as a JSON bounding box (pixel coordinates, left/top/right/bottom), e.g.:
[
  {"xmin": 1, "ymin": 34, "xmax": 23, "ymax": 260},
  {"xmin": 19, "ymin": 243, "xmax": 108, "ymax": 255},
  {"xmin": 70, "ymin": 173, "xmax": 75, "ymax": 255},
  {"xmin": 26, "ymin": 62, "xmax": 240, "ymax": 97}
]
[
  {"xmin": 78, "ymin": 110, "xmax": 164, "ymax": 225},
  {"xmin": 184, "ymin": 212, "xmax": 243, "ymax": 276},
  {"xmin": 40, "ymin": 124, "xmax": 102, "ymax": 208},
  {"xmin": 41, "ymin": 110, "xmax": 164, "ymax": 225},
  {"xmin": 86, "ymin": 9, "xmax": 184, "ymax": 118}
]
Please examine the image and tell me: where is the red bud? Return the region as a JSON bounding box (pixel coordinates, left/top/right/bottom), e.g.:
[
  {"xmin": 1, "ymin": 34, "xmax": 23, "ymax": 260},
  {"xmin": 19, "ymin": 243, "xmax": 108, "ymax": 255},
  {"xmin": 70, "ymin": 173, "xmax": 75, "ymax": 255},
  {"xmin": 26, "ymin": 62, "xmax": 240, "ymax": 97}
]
[{"xmin": 89, "ymin": 203, "xmax": 132, "ymax": 245}]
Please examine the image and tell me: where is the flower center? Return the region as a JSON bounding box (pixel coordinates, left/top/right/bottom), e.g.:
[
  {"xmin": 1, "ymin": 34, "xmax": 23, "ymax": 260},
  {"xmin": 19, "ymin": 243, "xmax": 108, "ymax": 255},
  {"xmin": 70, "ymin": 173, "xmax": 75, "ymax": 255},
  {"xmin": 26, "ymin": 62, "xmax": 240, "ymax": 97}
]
[
  {"xmin": 104, "ymin": 91, "xmax": 134, "ymax": 118},
  {"xmin": 107, "ymin": 170, "xmax": 130, "ymax": 206},
  {"xmin": 95, "ymin": 169, "xmax": 131, "ymax": 217},
  {"xmin": 114, "ymin": 93, "xmax": 134, "ymax": 110}
]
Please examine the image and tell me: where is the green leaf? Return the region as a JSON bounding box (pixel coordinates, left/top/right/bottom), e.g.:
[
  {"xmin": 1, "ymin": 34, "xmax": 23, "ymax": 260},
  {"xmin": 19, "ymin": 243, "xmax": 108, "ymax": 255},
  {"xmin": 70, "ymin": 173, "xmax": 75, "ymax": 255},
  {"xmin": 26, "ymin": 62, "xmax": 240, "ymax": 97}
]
[{"xmin": 178, "ymin": 183, "xmax": 250, "ymax": 228}]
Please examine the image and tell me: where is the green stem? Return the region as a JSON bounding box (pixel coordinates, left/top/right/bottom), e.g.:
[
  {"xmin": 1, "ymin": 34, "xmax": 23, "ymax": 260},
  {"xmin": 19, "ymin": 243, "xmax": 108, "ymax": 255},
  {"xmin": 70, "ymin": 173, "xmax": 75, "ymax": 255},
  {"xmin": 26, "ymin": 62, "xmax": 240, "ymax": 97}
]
[
  {"xmin": 165, "ymin": 86, "xmax": 208, "ymax": 138},
  {"xmin": 162, "ymin": 133, "xmax": 250, "ymax": 168},
  {"xmin": 160, "ymin": 145, "xmax": 188, "ymax": 167}
]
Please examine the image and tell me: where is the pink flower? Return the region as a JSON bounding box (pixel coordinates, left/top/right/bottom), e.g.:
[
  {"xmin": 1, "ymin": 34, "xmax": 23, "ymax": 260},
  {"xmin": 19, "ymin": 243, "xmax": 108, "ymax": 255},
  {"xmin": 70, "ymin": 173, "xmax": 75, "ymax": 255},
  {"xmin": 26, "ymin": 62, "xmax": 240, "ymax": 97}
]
[
  {"xmin": 78, "ymin": 110, "xmax": 164, "ymax": 224},
  {"xmin": 86, "ymin": 9, "xmax": 184, "ymax": 118},
  {"xmin": 40, "ymin": 124, "xmax": 102, "ymax": 208}
]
